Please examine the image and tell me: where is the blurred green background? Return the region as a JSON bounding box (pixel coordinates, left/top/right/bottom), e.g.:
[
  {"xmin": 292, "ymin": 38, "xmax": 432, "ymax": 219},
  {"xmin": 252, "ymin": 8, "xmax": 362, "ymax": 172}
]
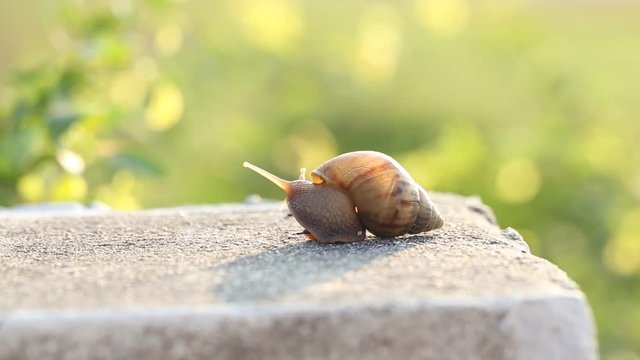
[{"xmin": 1, "ymin": 0, "xmax": 639, "ymax": 357}]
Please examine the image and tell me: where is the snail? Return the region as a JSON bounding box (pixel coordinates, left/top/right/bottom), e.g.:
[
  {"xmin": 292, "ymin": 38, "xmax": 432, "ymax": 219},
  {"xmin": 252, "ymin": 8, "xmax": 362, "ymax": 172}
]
[{"xmin": 243, "ymin": 151, "xmax": 444, "ymax": 243}]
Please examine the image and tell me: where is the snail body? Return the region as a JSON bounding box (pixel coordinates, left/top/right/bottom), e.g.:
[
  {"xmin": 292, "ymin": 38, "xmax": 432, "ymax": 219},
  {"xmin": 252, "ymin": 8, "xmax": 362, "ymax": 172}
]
[{"xmin": 244, "ymin": 151, "xmax": 444, "ymax": 243}]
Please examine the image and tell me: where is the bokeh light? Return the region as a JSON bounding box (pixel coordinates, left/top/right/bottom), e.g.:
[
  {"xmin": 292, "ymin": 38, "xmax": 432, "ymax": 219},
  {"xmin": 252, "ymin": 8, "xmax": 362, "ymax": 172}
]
[
  {"xmin": 494, "ymin": 158, "xmax": 541, "ymax": 204},
  {"xmin": 145, "ymin": 82, "xmax": 184, "ymax": 131},
  {"xmin": 603, "ymin": 208, "xmax": 640, "ymax": 276},
  {"xmin": 416, "ymin": 0, "xmax": 469, "ymax": 36},
  {"xmin": 355, "ymin": 5, "xmax": 402, "ymax": 84},
  {"xmin": 236, "ymin": 0, "xmax": 303, "ymax": 53}
]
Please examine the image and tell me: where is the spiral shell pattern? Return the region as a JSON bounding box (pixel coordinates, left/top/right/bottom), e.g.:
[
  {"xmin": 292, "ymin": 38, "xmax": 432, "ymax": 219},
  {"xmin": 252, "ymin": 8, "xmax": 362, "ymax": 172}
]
[{"xmin": 310, "ymin": 151, "xmax": 444, "ymax": 237}]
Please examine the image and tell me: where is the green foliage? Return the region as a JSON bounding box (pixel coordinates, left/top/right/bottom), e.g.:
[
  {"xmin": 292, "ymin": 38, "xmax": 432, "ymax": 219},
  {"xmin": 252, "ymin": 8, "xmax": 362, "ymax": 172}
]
[
  {"xmin": 0, "ymin": 0, "xmax": 177, "ymax": 208},
  {"xmin": 1, "ymin": 1, "xmax": 640, "ymax": 358}
]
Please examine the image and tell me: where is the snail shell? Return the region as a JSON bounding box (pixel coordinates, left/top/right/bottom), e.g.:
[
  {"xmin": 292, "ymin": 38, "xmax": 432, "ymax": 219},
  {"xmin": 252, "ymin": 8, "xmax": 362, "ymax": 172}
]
[
  {"xmin": 243, "ymin": 151, "xmax": 444, "ymax": 243},
  {"xmin": 310, "ymin": 151, "xmax": 444, "ymax": 237}
]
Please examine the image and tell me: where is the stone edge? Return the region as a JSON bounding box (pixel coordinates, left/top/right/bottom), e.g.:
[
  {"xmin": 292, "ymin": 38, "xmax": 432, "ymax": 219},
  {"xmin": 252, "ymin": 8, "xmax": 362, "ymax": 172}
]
[{"xmin": 0, "ymin": 295, "xmax": 596, "ymax": 360}]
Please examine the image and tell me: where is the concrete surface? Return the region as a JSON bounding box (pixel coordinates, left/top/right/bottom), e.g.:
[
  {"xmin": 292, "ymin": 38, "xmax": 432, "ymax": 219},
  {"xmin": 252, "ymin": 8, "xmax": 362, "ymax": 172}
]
[{"xmin": 0, "ymin": 193, "xmax": 597, "ymax": 360}]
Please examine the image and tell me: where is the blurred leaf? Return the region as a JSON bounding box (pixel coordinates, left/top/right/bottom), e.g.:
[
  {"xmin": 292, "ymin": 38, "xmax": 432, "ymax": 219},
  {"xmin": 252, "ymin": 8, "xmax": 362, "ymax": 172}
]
[
  {"xmin": 48, "ymin": 113, "xmax": 81, "ymax": 138},
  {"xmin": 7, "ymin": 100, "xmax": 30, "ymax": 130},
  {"xmin": 110, "ymin": 153, "xmax": 164, "ymax": 177},
  {"xmin": 51, "ymin": 173, "xmax": 87, "ymax": 201},
  {"xmin": 84, "ymin": 13, "xmax": 124, "ymax": 35},
  {"xmin": 145, "ymin": 82, "xmax": 183, "ymax": 131},
  {"xmin": 84, "ymin": 36, "xmax": 132, "ymax": 65},
  {"xmin": 56, "ymin": 66, "xmax": 86, "ymax": 96},
  {"xmin": 0, "ymin": 128, "xmax": 49, "ymax": 178},
  {"xmin": 0, "ymin": 0, "xmax": 180, "ymax": 207}
]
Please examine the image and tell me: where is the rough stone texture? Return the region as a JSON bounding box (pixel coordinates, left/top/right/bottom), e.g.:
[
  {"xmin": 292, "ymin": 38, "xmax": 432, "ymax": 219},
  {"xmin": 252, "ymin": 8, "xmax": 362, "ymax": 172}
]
[{"xmin": 0, "ymin": 193, "xmax": 597, "ymax": 360}]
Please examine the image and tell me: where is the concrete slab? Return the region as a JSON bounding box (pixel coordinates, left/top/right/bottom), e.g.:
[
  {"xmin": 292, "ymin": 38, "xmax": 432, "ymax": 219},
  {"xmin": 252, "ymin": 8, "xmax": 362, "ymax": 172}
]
[{"xmin": 0, "ymin": 193, "xmax": 597, "ymax": 360}]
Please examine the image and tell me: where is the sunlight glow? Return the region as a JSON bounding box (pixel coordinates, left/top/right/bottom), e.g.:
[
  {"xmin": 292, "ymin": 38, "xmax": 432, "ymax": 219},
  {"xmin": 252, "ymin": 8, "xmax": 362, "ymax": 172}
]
[
  {"xmin": 51, "ymin": 174, "xmax": 87, "ymax": 201},
  {"xmin": 17, "ymin": 173, "xmax": 45, "ymax": 202},
  {"xmin": 416, "ymin": 0, "xmax": 469, "ymax": 36},
  {"xmin": 145, "ymin": 82, "xmax": 184, "ymax": 131},
  {"xmin": 95, "ymin": 171, "xmax": 140, "ymax": 210},
  {"xmin": 603, "ymin": 208, "xmax": 640, "ymax": 276},
  {"xmin": 56, "ymin": 149, "xmax": 85, "ymax": 175},
  {"xmin": 237, "ymin": 0, "xmax": 303, "ymax": 53},
  {"xmin": 495, "ymin": 158, "xmax": 541, "ymax": 204},
  {"xmin": 110, "ymin": 70, "xmax": 148, "ymax": 108},
  {"xmin": 355, "ymin": 6, "xmax": 402, "ymax": 83},
  {"xmin": 154, "ymin": 24, "xmax": 183, "ymax": 56}
]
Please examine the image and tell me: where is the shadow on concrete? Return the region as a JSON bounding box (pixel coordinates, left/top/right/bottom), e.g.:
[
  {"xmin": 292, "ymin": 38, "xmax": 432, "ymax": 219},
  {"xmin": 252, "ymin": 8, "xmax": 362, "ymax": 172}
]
[{"xmin": 211, "ymin": 236, "xmax": 434, "ymax": 302}]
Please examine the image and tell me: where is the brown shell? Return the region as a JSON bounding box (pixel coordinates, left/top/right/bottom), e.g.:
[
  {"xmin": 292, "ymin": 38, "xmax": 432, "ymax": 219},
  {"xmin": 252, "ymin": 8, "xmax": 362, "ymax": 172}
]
[{"xmin": 310, "ymin": 151, "xmax": 444, "ymax": 237}]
